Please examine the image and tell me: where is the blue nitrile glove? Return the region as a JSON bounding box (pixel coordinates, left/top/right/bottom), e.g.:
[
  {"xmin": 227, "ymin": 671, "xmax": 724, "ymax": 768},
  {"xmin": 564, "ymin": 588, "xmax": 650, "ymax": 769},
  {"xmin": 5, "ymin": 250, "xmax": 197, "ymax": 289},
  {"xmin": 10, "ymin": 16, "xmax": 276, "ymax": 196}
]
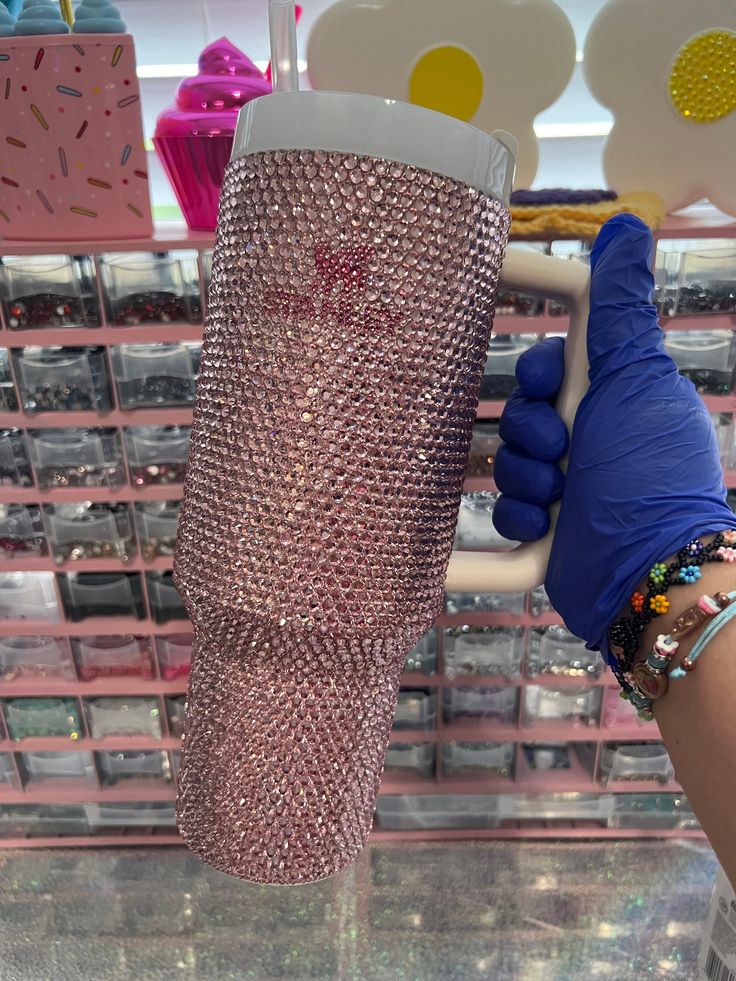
[{"xmin": 492, "ymin": 213, "xmax": 736, "ymax": 656}]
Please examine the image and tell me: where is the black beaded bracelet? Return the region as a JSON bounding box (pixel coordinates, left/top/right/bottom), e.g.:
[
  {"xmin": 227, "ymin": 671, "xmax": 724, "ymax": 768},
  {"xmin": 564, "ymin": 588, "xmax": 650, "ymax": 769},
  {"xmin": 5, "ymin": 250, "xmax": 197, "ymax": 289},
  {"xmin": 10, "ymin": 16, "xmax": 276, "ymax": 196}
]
[{"xmin": 608, "ymin": 532, "xmax": 736, "ymax": 692}]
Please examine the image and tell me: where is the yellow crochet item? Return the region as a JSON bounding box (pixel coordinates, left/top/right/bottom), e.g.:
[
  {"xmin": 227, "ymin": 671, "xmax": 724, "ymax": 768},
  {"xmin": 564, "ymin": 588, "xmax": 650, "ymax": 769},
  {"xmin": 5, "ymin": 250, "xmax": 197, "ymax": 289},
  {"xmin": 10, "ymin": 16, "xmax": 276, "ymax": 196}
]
[{"xmin": 510, "ymin": 191, "xmax": 665, "ymax": 238}]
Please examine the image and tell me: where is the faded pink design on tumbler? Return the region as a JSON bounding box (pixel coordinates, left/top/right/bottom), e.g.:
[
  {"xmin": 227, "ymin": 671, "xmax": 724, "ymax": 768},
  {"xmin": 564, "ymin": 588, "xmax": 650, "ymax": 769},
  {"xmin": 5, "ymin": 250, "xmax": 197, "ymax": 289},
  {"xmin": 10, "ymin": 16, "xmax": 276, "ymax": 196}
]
[
  {"xmin": 154, "ymin": 38, "xmax": 270, "ymax": 231},
  {"xmin": 174, "ymin": 148, "xmax": 510, "ymax": 884}
]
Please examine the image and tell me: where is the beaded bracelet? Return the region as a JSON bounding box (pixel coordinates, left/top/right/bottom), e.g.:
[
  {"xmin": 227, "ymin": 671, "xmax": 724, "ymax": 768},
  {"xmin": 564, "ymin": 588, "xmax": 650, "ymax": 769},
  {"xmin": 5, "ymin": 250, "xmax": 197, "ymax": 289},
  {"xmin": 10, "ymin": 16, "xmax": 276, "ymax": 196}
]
[
  {"xmin": 607, "ymin": 531, "xmax": 736, "ymax": 695},
  {"xmin": 625, "ymin": 590, "xmax": 736, "ymax": 720}
]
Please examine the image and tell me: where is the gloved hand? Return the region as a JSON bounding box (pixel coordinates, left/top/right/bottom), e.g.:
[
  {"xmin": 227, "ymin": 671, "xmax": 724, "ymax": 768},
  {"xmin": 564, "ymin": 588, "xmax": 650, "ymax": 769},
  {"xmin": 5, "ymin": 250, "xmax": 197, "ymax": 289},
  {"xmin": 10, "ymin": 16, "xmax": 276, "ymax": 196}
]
[{"xmin": 492, "ymin": 213, "xmax": 736, "ymax": 655}]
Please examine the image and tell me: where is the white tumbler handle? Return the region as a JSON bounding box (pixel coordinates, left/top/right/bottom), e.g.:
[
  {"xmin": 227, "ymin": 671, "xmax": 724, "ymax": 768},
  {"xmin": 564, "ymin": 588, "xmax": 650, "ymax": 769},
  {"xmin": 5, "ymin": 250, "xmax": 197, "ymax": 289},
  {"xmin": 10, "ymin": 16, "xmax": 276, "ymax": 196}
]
[{"xmin": 445, "ymin": 248, "xmax": 590, "ymax": 592}]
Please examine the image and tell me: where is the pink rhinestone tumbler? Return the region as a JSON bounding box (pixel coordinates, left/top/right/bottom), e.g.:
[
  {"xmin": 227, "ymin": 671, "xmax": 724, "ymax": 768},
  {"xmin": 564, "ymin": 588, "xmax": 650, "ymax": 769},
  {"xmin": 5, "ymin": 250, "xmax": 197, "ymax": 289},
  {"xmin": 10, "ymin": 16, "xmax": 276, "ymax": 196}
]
[{"xmin": 174, "ymin": 93, "xmax": 515, "ymax": 884}]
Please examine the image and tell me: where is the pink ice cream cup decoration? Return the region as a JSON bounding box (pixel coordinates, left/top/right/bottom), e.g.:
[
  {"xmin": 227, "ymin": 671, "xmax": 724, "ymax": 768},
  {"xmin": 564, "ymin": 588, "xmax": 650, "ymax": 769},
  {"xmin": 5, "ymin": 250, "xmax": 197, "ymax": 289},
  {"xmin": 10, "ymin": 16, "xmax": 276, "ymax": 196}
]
[
  {"xmin": 0, "ymin": 33, "xmax": 153, "ymax": 241},
  {"xmin": 154, "ymin": 38, "xmax": 271, "ymax": 232}
]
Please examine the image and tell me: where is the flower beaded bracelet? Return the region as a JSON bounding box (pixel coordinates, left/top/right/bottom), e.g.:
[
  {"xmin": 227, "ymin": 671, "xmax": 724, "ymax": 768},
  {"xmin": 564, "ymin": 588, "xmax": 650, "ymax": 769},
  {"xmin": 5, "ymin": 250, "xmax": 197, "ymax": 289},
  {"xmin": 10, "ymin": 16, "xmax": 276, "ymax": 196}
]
[{"xmin": 608, "ymin": 531, "xmax": 736, "ymax": 698}]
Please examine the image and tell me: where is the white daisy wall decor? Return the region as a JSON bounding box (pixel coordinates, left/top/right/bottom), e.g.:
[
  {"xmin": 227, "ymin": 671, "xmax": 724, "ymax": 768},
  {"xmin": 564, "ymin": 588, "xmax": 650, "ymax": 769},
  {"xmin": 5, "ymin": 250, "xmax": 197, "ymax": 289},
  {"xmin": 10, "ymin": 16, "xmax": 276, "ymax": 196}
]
[
  {"xmin": 584, "ymin": 0, "xmax": 736, "ymax": 215},
  {"xmin": 306, "ymin": 0, "xmax": 576, "ymax": 188}
]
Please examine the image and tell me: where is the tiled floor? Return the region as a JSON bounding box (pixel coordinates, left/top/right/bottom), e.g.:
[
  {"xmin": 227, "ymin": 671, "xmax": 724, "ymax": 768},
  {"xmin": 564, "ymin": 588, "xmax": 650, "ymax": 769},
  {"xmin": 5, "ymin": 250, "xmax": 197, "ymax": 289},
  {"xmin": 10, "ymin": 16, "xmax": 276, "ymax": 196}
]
[{"xmin": 0, "ymin": 840, "xmax": 717, "ymax": 981}]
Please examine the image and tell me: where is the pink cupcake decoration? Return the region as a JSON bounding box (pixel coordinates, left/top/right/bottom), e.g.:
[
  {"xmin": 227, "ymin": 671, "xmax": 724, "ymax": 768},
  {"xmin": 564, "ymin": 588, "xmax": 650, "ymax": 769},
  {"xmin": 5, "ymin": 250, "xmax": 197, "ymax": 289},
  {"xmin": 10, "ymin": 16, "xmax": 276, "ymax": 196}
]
[{"xmin": 154, "ymin": 37, "xmax": 271, "ymax": 231}]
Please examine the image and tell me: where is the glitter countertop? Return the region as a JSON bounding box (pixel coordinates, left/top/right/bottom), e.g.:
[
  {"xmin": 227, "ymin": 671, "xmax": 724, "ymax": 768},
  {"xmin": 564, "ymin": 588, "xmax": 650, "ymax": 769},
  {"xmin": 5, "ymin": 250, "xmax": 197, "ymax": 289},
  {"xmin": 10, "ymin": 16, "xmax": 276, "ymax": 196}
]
[{"xmin": 0, "ymin": 840, "xmax": 717, "ymax": 979}]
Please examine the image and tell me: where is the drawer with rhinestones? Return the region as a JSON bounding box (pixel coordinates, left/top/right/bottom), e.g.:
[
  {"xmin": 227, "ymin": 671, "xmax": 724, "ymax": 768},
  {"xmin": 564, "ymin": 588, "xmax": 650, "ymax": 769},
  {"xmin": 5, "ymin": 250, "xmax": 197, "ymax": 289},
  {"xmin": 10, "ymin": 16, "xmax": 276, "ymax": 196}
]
[
  {"xmin": 156, "ymin": 633, "xmax": 192, "ymax": 682},
  {"xmin": 0, "ymin": 349, "xmax": 18, "ymax": 412},
  {"xmin": 384, "ymin": 742, "xmax": 435, "ymax": 778},
  {"xmin": 444, "ymin": 589, "xmax": 526, "ymax": 616},
  {"xmin": 0, "ymin": 429, "xmax": 33, "ymax": 489},
  {"xmin": 84, "ymin": 801, "xmax": 176, "ymax": 830},
  {"xmin": 165, "ymin": 694, "xmax": 187, "ymax": 738},
  {"xmin": 376, "ymin": 794, "xmax": 501, "ymax": 831},
  {"xmin": 0, "ymin": 572, "xmax": 59, "ymax": 622},
  {"xmin": 0, "ymin": 636, "xmax": 75, "ymax": 683},
  {"xmin": 111, "ymin": 343, "xmax": 200, "ymax": 409},
  {"xmin": 124, "ymin": 426, "xmax": 191, "ymax": 487},
  {"xmin": 27, "ymin": 427, "xmax": 124, "ymax": 491},
  {"xmin": 527, "ymin": 625, "xmax": 604, "ymax": 680},
  {"xmin": 98, "ymin": 251, "xmax": 202, "ymax": 326},
  {"xmin": 73, "ymin": 635, "xmax": 154, "ymax": 682},
  {"xmin": 393, "ymin": 690, "xmax": 437, "ymax": 731},
  {"xmin": 44, "ymin": 502, "xmax": 135, "ymax": 565},
  {"xmin": 0, "ymin": 804, "xmax": 89, "ymax": 838},
  {"xmin": 0, "ymin": 255, "xmax": 100, "ymax": 330},
  {"xmin": 19, "ymin": 751, "xmax": 97, "ymax": 786},
  {"xmin": 0, "ymin": 504, "xmax": 47, "ymax": 560},
  {"xmin": 0, "ymin": 752, "xmax": 19, "ymax": 791},
  {"xmin": 135, "ymin": 501, "xmax": 180, "ymax": 562},
  {"xmin": 85, "ymin": 697, "xmax": 162, "ymax": 741},
  {"xmin": 444, "ymin": 626, "xmax": 524, "ymax": 679},
  {"xmin": 479, "ymin": 334, "xmax": 538, "ymax": 400},
  {"xmin": 443, "ymin": 686, "xmax": 519, "ymax": 726},
  {"xmin": 454, "ymin": 492, "xmax": 519, "ymax": 551},
  {"xmin": 96, "ymin": 749, "xmax": 172, "ymax": 785},
  {"xmin": 146, "ymin": 571, "xmax": 187, "ymax": 624},
  {"xmin": 403, "ymin": 629, "xmax": 437, "ymax": 675},
  {"xmin": 57, "ymin": 572, "xmax": 145, "ymax": 621},
  {"xmin": 3, "ymin": 697, "xmax": 82, "ymax": 741},
  {"xmin": 12, "ymin": 346, "xmax": 112, "ymax": 414},
  {"xmin": 529, "ymin": 584, "xmax": 556, "ymax": 618},
  {"xmin": 664, "ymin": 330, "xmax": 736, "ymax": 395},
  {"xmin": 600, "ymin": 742, "xmax": 675, "ymax": 786},
  {"xmin": 506, "ymin": 792, "xmax": 613, "ymax": 825},
  {"xmin": 524, "ymin": 685, "xmax": 603, "ymax": 727},
  {"xmin": 443, "ymin": 740, "xmax": 516, "ymax": 778},
  {"xmin": 655, "ymin": 239, "xmax": 736, "ymax": 317},
  {"xmin": 466, "ymin": 422, "xmax": 500, "ymax": 478},
  {"xmin": 608, "ymin": 793, "xmax": 699, "ymax": 830}
]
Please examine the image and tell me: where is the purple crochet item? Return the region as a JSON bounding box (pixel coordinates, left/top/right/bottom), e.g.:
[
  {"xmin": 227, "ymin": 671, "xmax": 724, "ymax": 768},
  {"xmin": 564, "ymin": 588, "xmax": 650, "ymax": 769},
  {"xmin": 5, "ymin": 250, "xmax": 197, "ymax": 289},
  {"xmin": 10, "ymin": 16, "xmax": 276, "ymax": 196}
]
[{"xmin": 510, "ymin": 188, "xmax": 618, "ymax": 206}]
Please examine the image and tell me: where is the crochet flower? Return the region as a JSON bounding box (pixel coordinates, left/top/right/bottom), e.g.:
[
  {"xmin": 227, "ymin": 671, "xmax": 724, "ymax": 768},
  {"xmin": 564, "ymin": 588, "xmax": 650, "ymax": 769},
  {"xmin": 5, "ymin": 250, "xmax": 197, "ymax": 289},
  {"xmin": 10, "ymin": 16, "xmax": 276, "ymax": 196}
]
[
  {"xmin": 584, "ymin": 1, "xmax": 736, "ymax": 215},
  {"xmin": 717, "ymin": 546, "xmax": 736, "ymax": 562},
  {"xmin": 678, "ymin": 565, "xmax": 702, "ymax": 584},
  {"xmin": 649, "ymin": 562, "xmax": 668, "ymax": 587},
  {"xmin": 307, "ymin": 0, "xmax": 576, "ymax": 187},
  {"xmin": 650, "ymin": 594, "xmax": 670, "ymax": 614},
  {"xmin": 723, "ymin": 530, "xmax": 736, "ymax": 545},
  {"xmin": 630, "ymin": 591, "xmax": 644, "ymax": 613}
]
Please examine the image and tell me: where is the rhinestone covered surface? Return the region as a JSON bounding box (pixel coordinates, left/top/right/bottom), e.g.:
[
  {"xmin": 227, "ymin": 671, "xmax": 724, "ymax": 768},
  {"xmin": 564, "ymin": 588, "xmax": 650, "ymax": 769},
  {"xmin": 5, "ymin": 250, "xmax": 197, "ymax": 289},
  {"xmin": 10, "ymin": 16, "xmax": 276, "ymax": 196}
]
[{"xmin": 174, "ymin": 149, "xmax": 510, "ymax": 884}]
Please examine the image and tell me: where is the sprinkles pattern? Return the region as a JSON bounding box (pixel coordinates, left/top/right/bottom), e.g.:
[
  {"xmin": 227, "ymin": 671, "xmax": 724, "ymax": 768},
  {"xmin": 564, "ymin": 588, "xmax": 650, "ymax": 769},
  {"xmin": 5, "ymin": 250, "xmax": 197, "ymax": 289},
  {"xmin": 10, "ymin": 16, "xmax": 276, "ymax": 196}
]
[{"xmin": 0, "ymin": 35, "xmax": 152, "ymax": 236}]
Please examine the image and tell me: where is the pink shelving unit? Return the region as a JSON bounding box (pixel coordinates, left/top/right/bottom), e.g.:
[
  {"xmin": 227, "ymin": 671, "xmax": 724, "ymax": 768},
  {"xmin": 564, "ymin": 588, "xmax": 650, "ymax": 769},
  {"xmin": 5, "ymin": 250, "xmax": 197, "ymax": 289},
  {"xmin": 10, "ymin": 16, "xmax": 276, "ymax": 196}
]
[{"xmin": 0, "ymin": 209, "xmax": 734, "ymax": 848}]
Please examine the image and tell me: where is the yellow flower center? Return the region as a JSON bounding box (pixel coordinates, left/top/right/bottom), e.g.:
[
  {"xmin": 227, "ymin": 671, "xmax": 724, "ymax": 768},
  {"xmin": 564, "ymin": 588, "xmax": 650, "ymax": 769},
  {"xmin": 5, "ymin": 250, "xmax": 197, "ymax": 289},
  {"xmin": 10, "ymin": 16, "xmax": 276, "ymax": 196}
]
[
  {"xmin": 409, "ymin": 45, "xmax": 483, "ymax": 122},
  {"xmin": 669, "ymin": 29, "xmax": 736, "ymax": 124}
]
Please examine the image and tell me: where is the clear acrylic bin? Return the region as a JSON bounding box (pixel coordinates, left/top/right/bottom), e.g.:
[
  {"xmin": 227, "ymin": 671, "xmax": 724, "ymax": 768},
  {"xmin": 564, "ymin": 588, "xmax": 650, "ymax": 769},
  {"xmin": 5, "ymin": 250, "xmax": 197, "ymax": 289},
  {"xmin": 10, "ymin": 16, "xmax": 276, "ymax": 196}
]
[
  {"xmin": 96, "ymin": 749, "xmax": 171, "ymax": 785},
  {"xmin": 28, "ymin": 427, "xmax": 124, "ymax": 491},
  {"xmin": 454, "ymin": 493, "xmax": 517, "ymax": 550},
  {"xmin": 165, "ymin": 694, "xmax": 187, "ymax": 737},
  {"xmin": 0, "ymin": 348, "xmax": 18, "ymax": 412},
  {"xmin": 403, "ymin": 630, "xmax": 437, "ymax": 674},
  {"xmin": 444, "ymin": 686, "xmax": 519, "ymax": 725},
  {"xmin": 656, "ymin": 240, "xmax": 736, "ymax": 317},
  {"xmin": 527, "ymin": 625, "xmax": 604, "ymax": 679},
  {"xmin": 530, "ymin": 585, "xmax": 555, "ymax": 617},
  {"xmin": 664, "ymin": 330, "xmax": 736, "ymax": 395},
  {"xmin": 146, "ymin": 571, "xmax": 187, "ymax": 624},
  {"xmin": 466, "ymin": 422, "xmax": 500, "ymax": 478},
  {"xmin": 601, "ymin": 743, "xmax": 675, "ymax": 785},
  {"xmin": 444, "ymin": 626, "xmax": 524, "ymax": 678},
  {"xmin": 712, "ymin": 412, "xmax": 735, "ymax": 470},
  {"xmin": 156, "ymin": 633, "xmax": 192, "ymax": 681},
  {"xmin": 0, "ymin": 636, "xmax": 75, "ymax": 682},
  {"xmin": 0, "ymin": 255, "xmax": 100, "ymax": 329},
  {"xmin": 393, "ymin": 691, "xmax": 437, "ymax": 731},
  {"xmin": 124, "ymin": 426, "xmax": 191, "ymax": 487},
  {"xmin": 111, "ymin": 344, "xmax": 200, "ymax": 409},
  {"xmin": 524, "ymin": 686, "xmax": 603, "ymax": 727},
  {"xmin": 601, "ymin": 686, "xmax": 649, "ymax": 729},
  {"xmin": 443, "ymin": 740, "xmax": 515, "ymax": 777},
  {"xmin": 0, "ymin": 572, "xmax": 59, "ymax": 621},
  {"xmin": 4, "ymin": 697, "xmax": 81, "ymax": 740},
  {"xmin": 376, "ymin": 794, "xmax": 500, "ymax": 830},
  {"xmin": 12, "ymin": 346, "xmax": 112, "ymax": 414},
  {"xmin": 384, "ymin": 743, "xmax": 435, "ymax": 777},
  {"xmin": 85, "ymin": 801, "xmax": 176, "ymax": 829},
  {"xmin": 99, "ymin": 251, "xmax": 202, "ymax": 326},
  {"xmin": 0, "ymin": 504, "xmax": 47, "ymax": 559},
  {"xmin": 44, "ymin": 502, "xmax": 135, "ymax": 564},
  {"xmin": 445, "ymin": 590, "xmax": 526, "ymax": 615},
  {"xmin": 479, "ymin": 335, "xmax": 538, "ymax": 399},
  {"xmin": 85, "ymin": 697, "xmax": 162, "ymax": 740},
  {"xmin": 523, "ymin": 742, "xmax": 572, "ymax": 771},
  {"xmin": 0, "ymin": 429, "xmax": 33, "ymax": 488},
  {"xmin": 20, "ymin": 751, "xmax": 96, "ymax": 785},
  {"xmin": 608, "ymin": 793, "xmax": 699, "ymax": 830},
  {"xmin": 0, "ymin": 804, "xmax": 89, "ymax": 838},
  {"xmin": 58, "ymin": 572, "xmax": 145, "ymax": 621},
  {"xmin": 135, "ymin": 501, "xmax": 180, "ymax": 562},
  {"xmin": 73, "ymin": 636, "xmax": 154, "ymax": 682},
  {"xmin": 0, "ymin": 753, "xmax": 18, "ymax": 790},
  {"xmin": 508, "ymin": 792, "xmax": 613, "ymax": 824}
]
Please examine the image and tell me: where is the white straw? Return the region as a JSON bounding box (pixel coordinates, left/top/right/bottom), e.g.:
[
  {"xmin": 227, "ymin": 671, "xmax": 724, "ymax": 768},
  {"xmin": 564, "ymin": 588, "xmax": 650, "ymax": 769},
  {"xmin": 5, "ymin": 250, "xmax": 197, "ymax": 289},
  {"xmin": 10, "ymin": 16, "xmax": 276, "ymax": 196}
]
[{"xmin": 268, "ymin": 0, "xmax": 299, "ymax": 94}]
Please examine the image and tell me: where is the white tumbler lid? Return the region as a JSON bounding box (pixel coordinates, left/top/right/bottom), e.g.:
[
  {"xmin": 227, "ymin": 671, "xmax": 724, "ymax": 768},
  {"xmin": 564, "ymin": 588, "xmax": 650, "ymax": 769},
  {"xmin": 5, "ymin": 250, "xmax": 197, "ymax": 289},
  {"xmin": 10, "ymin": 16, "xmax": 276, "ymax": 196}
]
[{"xmin": 231, "ymin": 91, "xmax": 516, "ymax": 206}]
